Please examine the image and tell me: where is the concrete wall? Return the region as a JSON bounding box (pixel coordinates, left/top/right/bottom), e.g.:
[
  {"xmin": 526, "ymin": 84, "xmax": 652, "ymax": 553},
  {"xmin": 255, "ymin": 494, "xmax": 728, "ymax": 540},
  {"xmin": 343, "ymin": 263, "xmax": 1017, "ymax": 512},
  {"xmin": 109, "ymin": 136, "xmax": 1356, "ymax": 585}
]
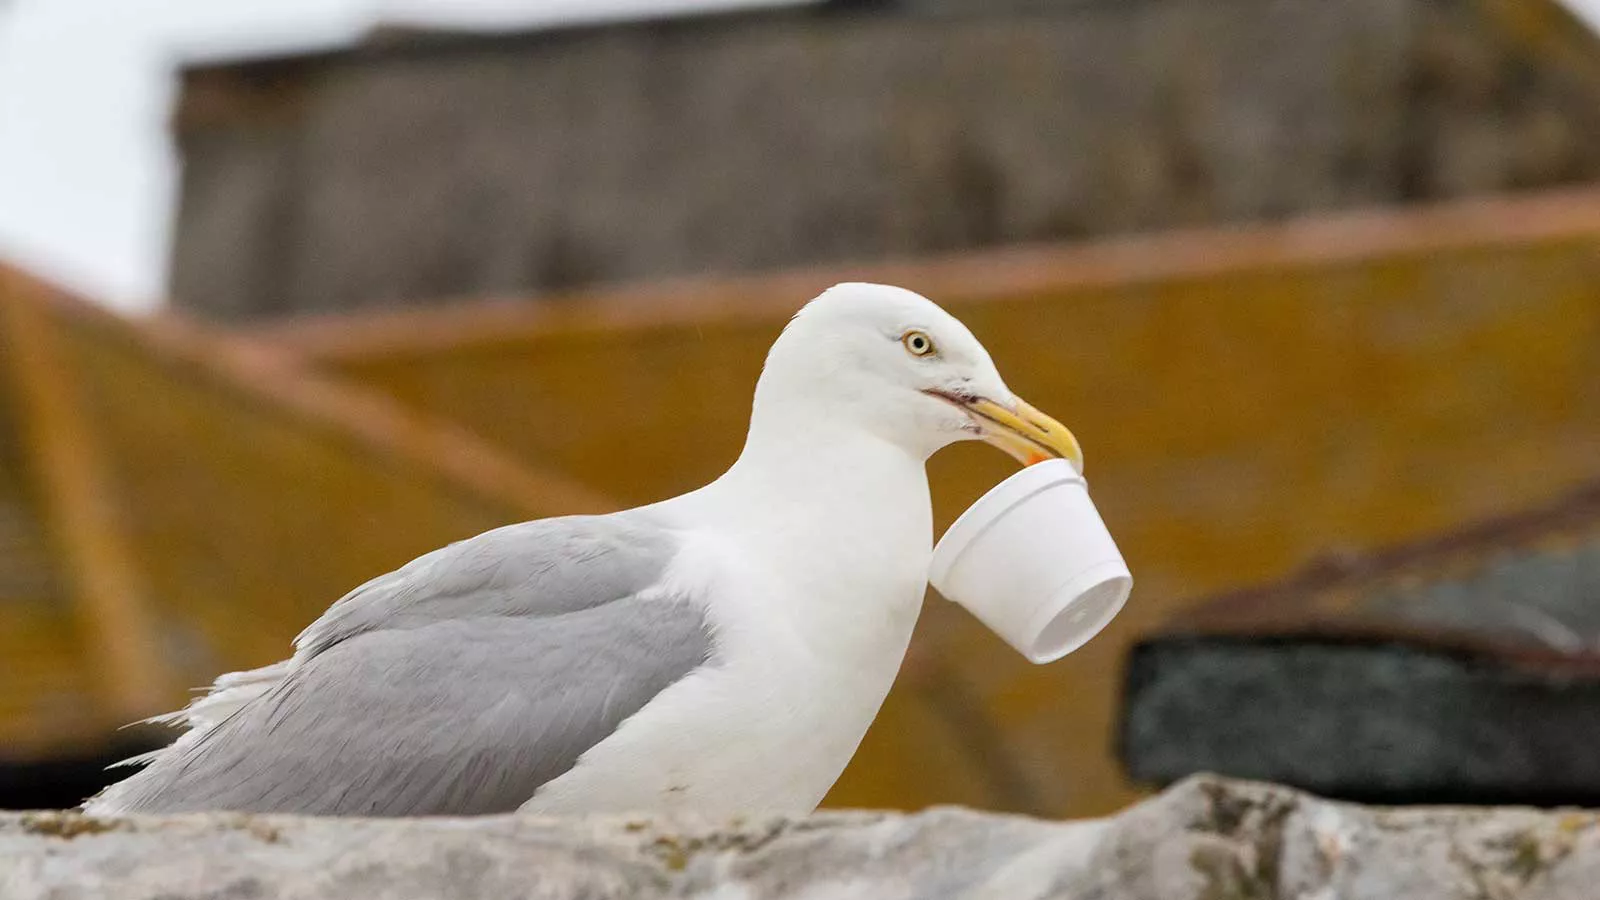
[
  {"xmin": 11, "ymin": 777, "xmax": 1600, "ymax": 900},
  {"xmin": 168, "ymin": 0, "xmax": 1600, "ymax": 319}
]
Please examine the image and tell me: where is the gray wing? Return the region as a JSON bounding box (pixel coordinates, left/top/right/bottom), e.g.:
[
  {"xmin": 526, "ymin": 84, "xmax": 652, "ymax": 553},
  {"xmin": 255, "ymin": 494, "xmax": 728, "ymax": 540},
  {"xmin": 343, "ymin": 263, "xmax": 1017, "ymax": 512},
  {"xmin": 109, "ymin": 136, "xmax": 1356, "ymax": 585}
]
[
  {"xmin": 296, "ymin": 514, "xmax": 679, "ymax": 657},
  {"xmin": 87, "ymin": 514, "xmax": 713, "ymax": 816}
]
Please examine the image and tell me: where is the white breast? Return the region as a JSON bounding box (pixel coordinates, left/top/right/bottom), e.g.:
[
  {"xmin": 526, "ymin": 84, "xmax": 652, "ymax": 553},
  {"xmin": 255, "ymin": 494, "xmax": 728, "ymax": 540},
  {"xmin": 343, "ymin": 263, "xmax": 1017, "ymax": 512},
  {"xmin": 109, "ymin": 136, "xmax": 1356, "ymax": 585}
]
[{"xmin": 521, "ymin": 524, "xmax": 927, "ymax": 817}]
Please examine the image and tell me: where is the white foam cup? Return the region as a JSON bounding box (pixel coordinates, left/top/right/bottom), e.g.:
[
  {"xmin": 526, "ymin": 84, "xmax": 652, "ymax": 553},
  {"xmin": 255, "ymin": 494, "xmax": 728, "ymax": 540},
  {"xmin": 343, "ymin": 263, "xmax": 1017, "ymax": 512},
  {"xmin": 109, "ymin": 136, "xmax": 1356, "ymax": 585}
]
[{"xmin": 929, "ymin": 459, "xmax": 1132, "ymax": 664}]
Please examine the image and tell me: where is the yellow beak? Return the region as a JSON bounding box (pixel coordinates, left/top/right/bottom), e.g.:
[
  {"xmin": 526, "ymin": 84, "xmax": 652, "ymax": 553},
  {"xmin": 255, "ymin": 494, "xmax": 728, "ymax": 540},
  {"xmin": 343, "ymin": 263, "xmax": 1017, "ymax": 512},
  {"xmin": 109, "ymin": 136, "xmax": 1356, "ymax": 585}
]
[{"xmin": 961, "ymin": 396, "xmax": 1084, "ymax": 472}]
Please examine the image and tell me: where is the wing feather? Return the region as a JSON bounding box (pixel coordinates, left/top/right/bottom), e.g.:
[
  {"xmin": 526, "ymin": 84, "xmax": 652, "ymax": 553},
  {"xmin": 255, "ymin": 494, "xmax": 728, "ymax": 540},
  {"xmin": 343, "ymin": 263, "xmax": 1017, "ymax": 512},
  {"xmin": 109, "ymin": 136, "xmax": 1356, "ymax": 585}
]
[{"xmin": 85, "ymin": 514, "xmax": 714, "ymax": 815}]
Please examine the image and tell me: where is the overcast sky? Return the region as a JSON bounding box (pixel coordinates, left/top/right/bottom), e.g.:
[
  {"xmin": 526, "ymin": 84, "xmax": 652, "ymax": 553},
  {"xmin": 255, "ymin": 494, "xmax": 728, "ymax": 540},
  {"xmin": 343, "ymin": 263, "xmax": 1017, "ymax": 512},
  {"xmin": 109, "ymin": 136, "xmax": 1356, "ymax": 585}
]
[{"xmin": 0, "ymin": 0, "xmax": 1596, "ymax": 313}]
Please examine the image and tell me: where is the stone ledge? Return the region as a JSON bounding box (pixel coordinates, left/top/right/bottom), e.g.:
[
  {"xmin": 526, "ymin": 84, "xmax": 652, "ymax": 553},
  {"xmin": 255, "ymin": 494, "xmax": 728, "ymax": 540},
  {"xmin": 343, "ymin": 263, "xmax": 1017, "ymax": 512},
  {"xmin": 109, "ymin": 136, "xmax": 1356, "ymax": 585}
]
[{"xmin": 4, "ymin": 775, "xmax": 1598, "ymax": 899}]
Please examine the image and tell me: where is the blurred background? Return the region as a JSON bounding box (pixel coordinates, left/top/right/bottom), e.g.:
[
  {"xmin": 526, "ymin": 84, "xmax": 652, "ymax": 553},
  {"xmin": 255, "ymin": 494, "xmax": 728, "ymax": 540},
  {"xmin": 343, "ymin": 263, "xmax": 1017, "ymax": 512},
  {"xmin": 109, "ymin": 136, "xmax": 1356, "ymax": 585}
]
[{"xmin": 2, "ymin": 0, "xmax": 1600, "ymax": 817}]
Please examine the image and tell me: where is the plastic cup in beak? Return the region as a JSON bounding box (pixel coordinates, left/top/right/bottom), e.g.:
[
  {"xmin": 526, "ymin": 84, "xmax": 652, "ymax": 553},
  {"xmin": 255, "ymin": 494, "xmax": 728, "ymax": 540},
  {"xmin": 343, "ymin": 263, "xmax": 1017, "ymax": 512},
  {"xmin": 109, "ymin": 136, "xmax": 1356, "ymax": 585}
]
[{"xmin": 929, "ymin": 459, "xmax": 1132, "ymax": 663}]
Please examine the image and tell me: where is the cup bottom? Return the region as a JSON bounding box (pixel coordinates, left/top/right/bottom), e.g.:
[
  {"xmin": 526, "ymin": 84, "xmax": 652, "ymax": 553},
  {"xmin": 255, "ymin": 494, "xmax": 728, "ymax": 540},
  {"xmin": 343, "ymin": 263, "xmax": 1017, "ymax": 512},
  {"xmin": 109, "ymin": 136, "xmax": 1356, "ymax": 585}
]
[{"xmin": 1025, "ymin": 562, "xmax": 1133, "ymax": 663}]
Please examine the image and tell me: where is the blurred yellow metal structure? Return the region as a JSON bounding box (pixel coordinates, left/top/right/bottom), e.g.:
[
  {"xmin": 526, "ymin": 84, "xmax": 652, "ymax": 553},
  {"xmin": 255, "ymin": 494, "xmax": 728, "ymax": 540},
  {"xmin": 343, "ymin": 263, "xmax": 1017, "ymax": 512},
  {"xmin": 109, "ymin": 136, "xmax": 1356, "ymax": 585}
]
[
  {"xmin": 0, "ymin": 269, "xmax": 609, "ymax": 764},
  {"xmin": 2, "ymin": 187, "xmax": 1598, "ymax": 816},
  {"xmin": 263, "ymin": 187, "xmax": 1600, "ymax": 815}
]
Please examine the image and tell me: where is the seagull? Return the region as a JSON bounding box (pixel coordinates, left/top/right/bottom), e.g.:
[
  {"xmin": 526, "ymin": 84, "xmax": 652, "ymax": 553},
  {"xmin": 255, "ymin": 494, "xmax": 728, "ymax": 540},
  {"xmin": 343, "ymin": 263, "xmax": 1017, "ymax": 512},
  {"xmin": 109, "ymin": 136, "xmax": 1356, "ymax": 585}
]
[{"xmin": 84, "ymin": 282, "xmax": 1082, "ymax": 818}]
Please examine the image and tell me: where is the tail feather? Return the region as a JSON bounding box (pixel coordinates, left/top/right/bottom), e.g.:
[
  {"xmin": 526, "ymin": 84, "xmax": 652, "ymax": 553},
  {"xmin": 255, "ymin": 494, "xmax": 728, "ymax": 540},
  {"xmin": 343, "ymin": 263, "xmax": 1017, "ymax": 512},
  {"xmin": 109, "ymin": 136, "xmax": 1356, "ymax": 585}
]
[
  {"xmin": 103, "ymin": 661, "xmax": 292, "ymax": 769},
  {"xmin": 85, "ymin": 659, "xmax": 293, "ymax": 813}
]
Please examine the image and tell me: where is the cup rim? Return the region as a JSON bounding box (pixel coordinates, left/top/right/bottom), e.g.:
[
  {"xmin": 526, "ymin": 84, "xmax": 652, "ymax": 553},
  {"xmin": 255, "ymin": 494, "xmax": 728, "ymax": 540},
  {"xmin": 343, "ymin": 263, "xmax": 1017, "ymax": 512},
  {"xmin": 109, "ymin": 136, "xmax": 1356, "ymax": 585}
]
[{"xmin": 929, "ymin": 458, "xmax": 1086, "ymax": 587}]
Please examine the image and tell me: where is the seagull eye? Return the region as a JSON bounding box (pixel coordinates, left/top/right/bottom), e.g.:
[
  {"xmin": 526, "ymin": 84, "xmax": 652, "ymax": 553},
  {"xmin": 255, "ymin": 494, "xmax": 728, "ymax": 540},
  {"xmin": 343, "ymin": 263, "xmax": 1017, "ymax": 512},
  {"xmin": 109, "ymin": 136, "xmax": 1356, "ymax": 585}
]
[{"xmin": 901, "ymin": 330, "xmax": 937, "ymax": 358}]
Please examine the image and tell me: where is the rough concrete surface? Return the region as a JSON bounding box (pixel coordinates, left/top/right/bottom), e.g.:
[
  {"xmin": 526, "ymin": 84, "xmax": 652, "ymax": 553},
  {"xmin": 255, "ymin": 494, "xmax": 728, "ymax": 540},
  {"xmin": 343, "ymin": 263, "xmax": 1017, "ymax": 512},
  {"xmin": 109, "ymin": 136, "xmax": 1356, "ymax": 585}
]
[{"xmin": 4, "ymin": 775, "xmax": 1599, "ymax": 899}]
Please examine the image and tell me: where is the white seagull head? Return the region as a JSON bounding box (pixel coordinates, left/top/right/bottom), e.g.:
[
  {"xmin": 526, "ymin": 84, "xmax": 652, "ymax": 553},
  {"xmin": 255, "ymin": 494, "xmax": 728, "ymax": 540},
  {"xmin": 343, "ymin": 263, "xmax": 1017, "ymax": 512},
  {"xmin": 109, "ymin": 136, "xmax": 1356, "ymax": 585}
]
[{"xmin": 752, "ymin": 282, "xmax": 1083, "ymax": 469}]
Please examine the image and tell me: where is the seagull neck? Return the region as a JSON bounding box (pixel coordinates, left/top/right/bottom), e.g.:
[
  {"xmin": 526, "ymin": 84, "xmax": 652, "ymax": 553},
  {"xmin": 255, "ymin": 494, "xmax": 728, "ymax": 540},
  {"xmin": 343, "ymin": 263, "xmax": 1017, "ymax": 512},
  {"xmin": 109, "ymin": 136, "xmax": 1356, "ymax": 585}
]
[{"xmin": 709, "ymin": 414, "xmax": 930, "ymax": 534}]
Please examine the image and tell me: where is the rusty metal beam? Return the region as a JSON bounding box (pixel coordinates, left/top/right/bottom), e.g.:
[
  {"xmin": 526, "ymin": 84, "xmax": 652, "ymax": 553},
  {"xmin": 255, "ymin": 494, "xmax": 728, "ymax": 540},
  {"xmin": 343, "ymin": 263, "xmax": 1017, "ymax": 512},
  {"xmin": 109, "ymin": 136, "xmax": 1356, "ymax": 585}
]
[{"xmin": 0, "ymin": 271, "xmax": 173, "ymax": 722}]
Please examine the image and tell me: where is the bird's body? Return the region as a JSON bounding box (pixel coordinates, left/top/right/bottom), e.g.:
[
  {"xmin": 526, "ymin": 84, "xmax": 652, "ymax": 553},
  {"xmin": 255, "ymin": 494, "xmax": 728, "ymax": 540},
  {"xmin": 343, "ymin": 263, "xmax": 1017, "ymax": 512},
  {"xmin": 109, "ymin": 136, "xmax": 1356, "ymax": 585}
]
[
  {"xmin": 85, "ymin": 283, "xmax": 1080, "ymax": 817},
  {"xmin": 532, "ymin": 440, "xmax": 930, "ymax": 815}
]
